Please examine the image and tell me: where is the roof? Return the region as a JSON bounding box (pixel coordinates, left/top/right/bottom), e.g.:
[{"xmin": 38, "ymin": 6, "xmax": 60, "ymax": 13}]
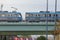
[
  {"xmin": 26, "ymin": 12, "xmax": 55, "ymax": 14},
  {"xmin": 0, "ymin": 11, "xmax": 21, "ymax": 14}
]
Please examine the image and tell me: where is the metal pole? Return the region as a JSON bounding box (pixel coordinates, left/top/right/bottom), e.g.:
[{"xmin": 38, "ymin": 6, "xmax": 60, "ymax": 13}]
[
  {"xmin": 46, "ymin": 0, "xmax": 48, "ymax": 40},
  {"xmin": 1, "ymin": 4, "xmax": 3, "ymax": 11},
  {"xmin": 46, "ymin": 0, "xmax": 48, "ymax": 11},
  {"xmin": 55, "ymin": 0, "xmax": 57, "ymax": 12},
  {"xmin": 54, "ymin": 0, "xmax": 57, "ymax": 40}
]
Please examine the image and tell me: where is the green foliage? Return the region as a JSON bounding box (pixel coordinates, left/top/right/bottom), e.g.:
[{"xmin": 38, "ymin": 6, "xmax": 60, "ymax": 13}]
[
  {"xmin": 37, "ymin": 36, "xmax": 47, "ymax": 40},
  {"xmin": 20, "ymin": 35, "xmax": 31, "ymax": 38}
]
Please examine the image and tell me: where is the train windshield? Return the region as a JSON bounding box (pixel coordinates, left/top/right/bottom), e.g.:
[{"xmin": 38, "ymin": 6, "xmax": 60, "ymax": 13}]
[{"xmin": 17, "ymin": 14, "xmax": 21, "ymax": 17}]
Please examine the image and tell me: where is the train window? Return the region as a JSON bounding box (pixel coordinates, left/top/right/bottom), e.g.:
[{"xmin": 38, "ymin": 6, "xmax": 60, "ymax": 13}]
[
  {"xmin": 30, "ymin": 14, "xmax": 33, "ymax": 16},
  {"xmin": 40, "ymin": 20, "xmax": 45, "ymax": 22},
  {"xmin": 37, "ymin": 14, "xmax": 40, "ymax": 17},
  {"xmin": 53, "ymin": 14, "xmax": 58, "ymax": 17},
  {"xmin": 0, "ymin": 14, "xmax": 2, "ymax": 17},
  {"xmin": 40, "ymin": 14, "xmax": 42, "ymax": 17},
  {"xmin": 7, "ymin": 14, "xmax": 11, "ymax": 17},
  {"xmin": 5, "ymin": 14, "xmax": 8, "ymax": 17},
  {"xmin": 0, "ymin": 14, "xmax": 4, "ymax": 17},
  {"xmin": 10, "ymin": 14, "xmax": 17, "ymax": 17},
  {"xmin": 50, "ymin": 14, "xmax": 55, "ymax": 17},
  {"xmin": 45, "ymin": 14, "xmax": 46, "ymax": 17},
  {"xmin": 56, "ymin": 14, "xmax": 58, "ymax": 17},
  {"xmin": 51, "ymin": 14, "xmax": 53, "ymax": 17},
  {"xmin": 1, "ymin": 14, "xmax": 5, "ymax": 17},
  {"xmin": 33, "ymin": 14, "xmax": 34, "ymax": 16},
  {"xmin": 6, "ymin": 14, "xmax": 9, "ymax": 17},
  {"xmin": 38, "ymin": 14, "xmax": 40, "ymax": 16},
  {"xmin": 33, "ymin": 14, "xmax": 36, "ymax": 16},
  {"xmin": 28, "ymin": 14, "xmax": 30, "ymax": 16},
  {"xmin": 43, "ymin": 14, "xmax": 45, "ymax": 17},
  {"xmin": 14, "ymin": 14, "xmax": 17, "ymax": 17},
  {"xmin": 35, "ymin": 14, "xmax": 37, "ymax": 16},
  {"xmin": 7, "ymin": 13, "xmax": 11, "ymax": 16},
  {"xmin": 15, "ymin": 14, "xmax": 18, "ymax": 17},
  {"xmin": 57, "ymin": 14, "xmax": 60, "ymax": 17},
  {"xmin": 40, "ymin": 14, "xmax": 43, "ymax": 17},
  {"xmin": 36, "ymin": 14, "xmax": 37, "ymax": 16},
  {"xmin": 26, "ymin": 14, "xmax": 29, "ymax": 17},
  {"xmin": 48, "ymin": 20, "xmax": 54, "ymax": 22},
  {"xmin": 48, "ymin": 14, "xmax": 51, "ymax": 17},
  {"xmin": 33, "ymin": 14, "xmax": 39, "ymax": 17}
]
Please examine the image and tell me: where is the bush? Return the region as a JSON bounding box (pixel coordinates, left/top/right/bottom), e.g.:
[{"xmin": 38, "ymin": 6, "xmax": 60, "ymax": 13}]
[{"xmin": 37, "ymin": 36, "xmax": 47, "ymax": 40}]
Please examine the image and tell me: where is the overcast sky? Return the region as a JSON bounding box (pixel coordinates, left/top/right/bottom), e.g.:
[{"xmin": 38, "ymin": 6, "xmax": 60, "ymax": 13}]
[{"xmin": 0, "ymin": 0, "xmax": 60, "ymax": 19}]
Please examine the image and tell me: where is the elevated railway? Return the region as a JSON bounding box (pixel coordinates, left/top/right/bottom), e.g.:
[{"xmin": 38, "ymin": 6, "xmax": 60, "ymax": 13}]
[{"xmin": 0, "ymin": 22, "xmax": 55, "ymax": 35}]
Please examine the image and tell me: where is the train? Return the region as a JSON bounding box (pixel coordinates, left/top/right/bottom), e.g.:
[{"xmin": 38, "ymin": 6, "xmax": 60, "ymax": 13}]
[
  {"xmin": 0, "ymin": 11, "xmax": 22, "ymax": 22},
  {"xmin": 0, "ymin": 11, "xmax": 60, "ymax": 22},
  {"xmin": 25, "ymin": 11, "xmax": 60, "ymax": 22}
]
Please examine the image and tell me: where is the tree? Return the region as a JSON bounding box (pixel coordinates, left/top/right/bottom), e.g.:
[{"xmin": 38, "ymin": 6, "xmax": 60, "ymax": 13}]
[
  {"xmin": 37, "ymin": 36, "xmax": 47, "ymax": 40},
  {"xmin": 19, "ymin": 35, "xmax": 31, "ymax": 38}
]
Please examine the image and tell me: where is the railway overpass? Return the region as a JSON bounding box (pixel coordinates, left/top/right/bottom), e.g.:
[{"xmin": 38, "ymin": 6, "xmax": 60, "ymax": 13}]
[
  {"xmin": 0, "ymin": 22, "xmax": 55, "ymax": 35},
  {"xmin": 0, "ymin": 22, "xmax": 58, "ymax": 40}
]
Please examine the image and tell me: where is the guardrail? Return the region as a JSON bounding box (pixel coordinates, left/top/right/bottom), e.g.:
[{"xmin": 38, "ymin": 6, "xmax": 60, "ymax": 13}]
[{"xmin": 0, "ymin": 22, "xmax": 55, "ymax": 26}]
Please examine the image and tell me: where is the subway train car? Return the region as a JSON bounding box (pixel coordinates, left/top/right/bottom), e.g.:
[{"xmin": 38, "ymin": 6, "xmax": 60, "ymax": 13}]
[
  {"xmin": 25, "ymin": 11, "xmax": 56, "ymax": 22},
  {"xmin": 0, "ymin": 11, "xmax": 22, "ymax": 22},
  {"xmin": 25, "ymin": 12, "xmax": 40, "ymax": 22}
]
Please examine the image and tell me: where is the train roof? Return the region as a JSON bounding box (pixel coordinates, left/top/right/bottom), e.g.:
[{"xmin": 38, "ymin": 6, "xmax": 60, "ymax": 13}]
[
  {"xmin": 26, "ymin": 12, "xmax": 40, "ymax": 14},
  {"xmin": 0, "ymin": 11, "xmax": 21, "ymax": 14},
  {"xmin": 26, "ymin": 11, "xmax": 60, "ymax": 14},
  {"xmin": 26, "ymin": 12, "xmax": 55, "ymax": 14}
]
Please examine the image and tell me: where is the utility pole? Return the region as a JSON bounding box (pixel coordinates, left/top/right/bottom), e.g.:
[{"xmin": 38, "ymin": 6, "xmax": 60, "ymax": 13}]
[
  {"xmin": 55, "ymin": 0, "xmax": 57, "ymax": 12},
  {"xmin": 54, "ymin": 0, "xmax": 57, "ymax": 40},
  {"xmin": 46, "ymin": 0, "xmax": 48, "ymax": 40},
  {"xmin": 1, "ymin": 4, "xmax": 3, "ymax": 11},
  {"xmin": 55, "ymin": 0, "xmax": 57, "ymax": 32},
  {"xmin": 46, "ymin": 0, "xmax": 48, "ymax": 11}
]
